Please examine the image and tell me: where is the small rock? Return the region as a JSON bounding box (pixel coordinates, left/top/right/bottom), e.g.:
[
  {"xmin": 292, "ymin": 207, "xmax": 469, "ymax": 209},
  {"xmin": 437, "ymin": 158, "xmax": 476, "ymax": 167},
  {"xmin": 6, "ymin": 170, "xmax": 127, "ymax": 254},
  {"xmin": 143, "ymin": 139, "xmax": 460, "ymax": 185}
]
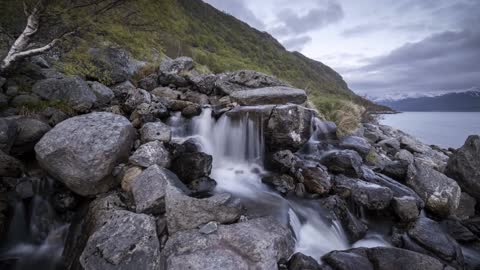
[
  {"xmin": 181, "ymin": 103, "xmax": 202, "ymax": 118},
  {"xmin": 137, "ymin": 73, "xmax": 158, "ymax": 91},
  {"xmin": 12, "ymin": 117, "xmax": 51, "ymax": 155},
  {"xmin": 0, "ymin": 118, "xmax": 17, "ymax": 153},
  {"xmin": 140, "ymin": 121, "xmax": 172, "ymax": 143},
  {"xmin": 339, "ymin": 135, "xmax": 372, "ymax": 157},
  {"xmin": 151, "ymin": 86, "xmax": 183, "ymax": 100},
  {"xmin": 124, "ymin": 88, "xmax": 151, "ymax": 112},
  {"xmin": 262, "ymin": 174, "xmax": 296, "ymax": 195},
  {"xmin": 287, "ymin": 253, "xmax": 321, "ymax": 270},
  {"xmin": 171, "ymin": 152, "xmax": 212, "ymax": 183},
  {"xmin": 392, "ymin": 196, "xmax": 419, "ymax": 222},
  {"xmin": 199, "ymin": 221, "xmax": 218, "ymax": 234},
  {"xmin": 87, "ymin": 81, "xmax": 114, "ymax": 106},
  {"xmin": 352, "ymin": 181, "xmax": 393, "ymax": 210},
  {"xmin": 321, "ymin": 150, "xmax": 363, "ymax": 178},
  {"xmin": 129, "ymin": 141, "xmax": 170, "ymax": 168}
]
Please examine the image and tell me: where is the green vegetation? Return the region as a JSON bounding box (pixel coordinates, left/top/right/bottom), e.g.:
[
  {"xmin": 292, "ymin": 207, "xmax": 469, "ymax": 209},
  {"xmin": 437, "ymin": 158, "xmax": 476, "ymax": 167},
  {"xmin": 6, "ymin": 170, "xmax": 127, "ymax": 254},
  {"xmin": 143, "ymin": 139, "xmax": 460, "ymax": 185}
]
[{"xmin": 17, "ymin": 100, "xmax": 75, "ymax": 116}]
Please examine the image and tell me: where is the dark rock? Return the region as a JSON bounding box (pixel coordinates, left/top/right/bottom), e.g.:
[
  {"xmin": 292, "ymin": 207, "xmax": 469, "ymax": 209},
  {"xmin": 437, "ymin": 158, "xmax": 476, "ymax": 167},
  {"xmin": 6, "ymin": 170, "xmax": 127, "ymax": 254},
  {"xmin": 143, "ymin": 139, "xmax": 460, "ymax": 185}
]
[
  {"xmin": 129, "ymin": 141, "xmax": 170, "ymax": 168},
  {"xmin": 406, "ymin": 160, "xmax": 461, "ymax": 217},
  {"xmin": 199, "ymin": 221, "xmax": 218, "ymax": 235},
  {"xmin": 87, "ymin": 81, "xmax": 114, "ymax": 106},
  {"xmin": 0, "ymin": 150, "xmax": 23, "ymax": 177},
  {"xmin": 110, "ymin": 80, "xmax": 135, "ymax": 100},
  {"xmin": 351, "ymin": 181, "xmax": 393, "ymax": 210},
  {"xmin": 32, "ymin": 76, "xmax": 97, "ymax": 112},
  {"xmin": 288, "ymin": 253, "xmax": 321, "ymax": 270},
  {"xmin": 339, "ymin": 136, "xmax": 372, "ymax": 157},
  {"xmin": 11, "ymin": 94, "xmax": 41, "ymax": 107},
  {"xmin": 89, "ymin": 47, "xmax": 144, "ymax": 84},
  {"xmin": 381, "ymin": 159, "xmax": 409, "ymax": 182},
  {"xmin": 35, "ymin": 112, "xmax": 135, "ymax": 196},
  {"xmin": 312, "ymin": 120, "xmax": 337, "ymax": 141},
  {"xmin": 48, "ymin": 110, "xmax": 68, "ymax": 126},
  {"xmin": 187, "ymin": 176, "xmax": 217, "ymax": 197},
  {"xmin": 151, "ymin": 86, "xmax": 183, "ymax": 100},
  {"xmin": 265, "ymin": 104, "xmax": 313, "ymax": 152},
  {"xmin": 137, "ymin": 73, "xmax": 158, "ymax": 91},
  {"xmin": 400, "ymin": 135, "xmax": 430, "ymax": 154},
  {"xmin": 130, "ymin": 100, "xmax": 169, "ymax": 127},
  {"xmin": 321, "ymin": 150, "xmax": 363, "ymax": 178},
  {"xmin": 171, "ymin": 152, "xmax": 212, "ymax": 183},
  {"xmin": 159, "ymin": 56, "xmax": 194, "ymax": 74},
  {"xmin": 262, "ymin": 174, "xmax": 296, "ymax": 195},
  {"xmin": 139, "ymin": 121, "xmax": 171, "ymax": 143},
  {"xmin": 455, "ymin": 192, "xmax": 476, "ymax": 220},
  {"xmin": 124, "ymin": 88, "xmax": 151, "ymax": 112},
  {"xmin": 0, "ymin": 93, "xmax": 8, "ymax": 108},
  {"xmin": 215, "ymin": 70, "xmax": 289, "ymax": 95},
  {"xmin": 12, "ymin": 117, "xmax": 51, "ymax": 155},
  {"xmin": 446, "ymin": 135, "xmax": 480, "ymax": 200},
  {"xmin": 181, "ymin": 103, "xmax": 202, "ymax": 118},
  {"xmin": 378, "ymin": 138, "xmax": 400, "ymax": 155},
  {"xmin": 230, "ymin": 86, "xmax": 307, "ymax": 106},
  {"xmin": 323, "ymin": 249, "xmax": 373, "ymax": 270},
  {"xmin": 188, "ymin": 74, "xmax": 217, "ymax": 95},
  {"xmin": 183, "ymin": 90, "xmax": 209, "ymax": 105},
  {"xmin": 391, "ymin": 196, "xmax": 419, "ymax": 222},
  {"xmin": 163, "ymin": 217, "xmax": 294, "ymax": 270},
  {"xmin": 0, "ymin": 117, "xmax": 17, "ymax": 153},
  {"xmin": 158, "ymin": 73, "xmax": 189, "ymax": 87},
  {"xmin": 395, "ymin": 149, "xmax": 414, "ymax": 164}
]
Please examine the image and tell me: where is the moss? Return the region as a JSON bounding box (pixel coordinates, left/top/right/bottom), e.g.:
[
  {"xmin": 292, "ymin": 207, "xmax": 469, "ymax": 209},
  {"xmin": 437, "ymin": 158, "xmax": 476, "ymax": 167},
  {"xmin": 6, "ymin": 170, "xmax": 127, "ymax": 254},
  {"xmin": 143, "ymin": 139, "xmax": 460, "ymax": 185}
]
[
  {"xmin": 17, "ymin": 100, "xmax": 75, "ymax": 116},
  {"xmin": 365, "ymin": 149, "xmax": 378, "ymax": 165}
]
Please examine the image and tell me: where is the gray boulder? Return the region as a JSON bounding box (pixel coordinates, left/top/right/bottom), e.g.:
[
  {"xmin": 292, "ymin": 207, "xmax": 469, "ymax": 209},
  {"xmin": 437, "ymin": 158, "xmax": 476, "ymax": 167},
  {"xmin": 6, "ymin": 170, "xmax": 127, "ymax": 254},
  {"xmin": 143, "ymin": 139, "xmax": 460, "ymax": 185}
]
[
  {"xmin": 79, "ymin": 210, "xmax": 161, "ymax": 270},
  {"xmin": 35, "ymin": 112, "xmax": 135, "ymax": 196},
  {"xmin": 188, "ymin": 74, "xmax": 217, "ymax": 95},
  {"xmin": 32, "ymin": 76, "xmax": 97, "ymax": 112},
  {"xmin": 124, "ymin": 88, "xmax": 151, "ymax": 112},
  {"xmin": 110, "ymin": 80, "xmax": 135, "ymax": 99},
  {"xmin": 339, "ymin": 136, "xmax": 372, "ymax": 157},
  {"xmin": 140, "ymin": 121, "xmax": 171, "ymax": 143},
  {"xmin": 378, "ymin": 138, "xmax": 400, "ymax": 155},
  {"xmin": 455, "ymin": 192, "xmax": 476, "ymax": 220},
  {"xmin": 0, "ymin": 118, "xmax": 17, "ymax": 153},
  {"xmin": 130, "ymin": 100, "xmax": 169, "ymax": 127},
  {"xmin": 215, "ymin": 70, "xmax": 289, "ymax": 95},
  {"xmin": 166, "ymin": 182, "xmax": 241, "ymax": 233},
  {"xmin": 0, "ymin": 149, "xmax": 23, "ymax": 177},
  {"xmin": 137, "ymin": 73, "xmax": 158, "ymax": 91},
  {"xmin": 89, "ymin": 47, "xmax": 144, "ymax": 84},
  {"xmin": 352, "ymin": 181, "xmax": 393, "ymax": 210},
  {"xmin": 312, "ymin": 120, "xmax": 337, "ymax": 141},
  {"xmin": 183, "ymin": 90, "xmax": 210, "ymax": 105},
  {"xmin": 446, "ymin": 135, "xmax": 480, "ymax": 200},
  {"xmin": 87, "ymin": 81, "xmax": 114, "ymax": 106},
  {"xmin": 262, "ymin": 174, "xmax": 296, "ymax": 195},
  {"xmin": 392, "ymin": 196, "xmax": 420, "ymax": 222},
  {"xmin": 12, "ymin": 117, "xmax": 51, "ymax": 155},
  {"xmin": 151, "ymin": 86, "xmax": 183, "ymax": 100},
  {"xmin": 407, "ymin": 161, "xmax": 461, "ymax": 217},
  {"xmin": 163, "ymin": 217, "xmax": 294, "ymax": 270},
  {"xmin": 230, "ymin": 86, "xmax": 307, "ymax": 106},
  {"xmin": 159, "ymin": 56, "xmax": 194, "ymax": 74},
  {"xmin": 321, "ymin": 150, "xmax": 363, "ymax": 178},
  {"xmin": 265, "ymin": 104, "xmax": 313, "ymax": 152},
  {"xmin": 129, "ymin": 141, "xmax": 170, "ymax": 168},
  {"xmin": 287, "ymin": 253, "xmax": 321, "ymax": 270},
  {"xmin": 0, "ymin": 93, "xmax": 8, "ymax": 108},
  {"xmin": 400, "ymin": 135, "xmax": 430, "ymax": 153}
]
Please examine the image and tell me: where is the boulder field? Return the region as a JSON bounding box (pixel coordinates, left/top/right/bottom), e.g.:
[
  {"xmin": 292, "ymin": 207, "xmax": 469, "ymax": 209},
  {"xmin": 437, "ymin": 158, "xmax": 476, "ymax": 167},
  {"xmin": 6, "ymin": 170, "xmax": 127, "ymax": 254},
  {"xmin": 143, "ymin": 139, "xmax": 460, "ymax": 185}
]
[{"xmin": 0, "ymin": 56, "xmax": 479, "ymax": 270}]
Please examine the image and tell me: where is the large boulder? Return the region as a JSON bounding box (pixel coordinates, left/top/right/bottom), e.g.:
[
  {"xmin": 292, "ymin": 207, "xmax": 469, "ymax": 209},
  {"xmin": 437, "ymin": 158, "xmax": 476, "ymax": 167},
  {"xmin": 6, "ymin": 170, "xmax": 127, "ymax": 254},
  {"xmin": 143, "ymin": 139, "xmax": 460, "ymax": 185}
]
[
  {"xmin": 139, "ymin": 121, "xmax": 171, "ymax": 143},
  {"xmin": 0, "ymin": 118, "xmax": 16, "ymax": 153},
  {"xmin": 339, "ymin": 136, "xmax": 372, "ymax": 157},
  {"xmin": 87, "ymin": 81, "xmax": 114, "ymax": 106},
  {"xmin": 265, "ymin": 105, "xmax": 313, "ymax": 152},
  {"xmin": 163, "ymin": 217, "xmax": 294, "ymax": 270},
  {"xmin": 321, "ymin": 150, "xmax": 363, "ymax": 178},
  {"xmin": 406, "ymin": 160, "xmax": 461, "ymax": 217},
  {"xmin": 35, "ymin": 112, "xmax": 135, "ymax": 196},
  {"xmin": 12, "ymin": 117, "xmax": 51, "ymax": 155},
  {"xmin": 446, "ymin": 135, "xmax": 480, "ymax": 200},
  {"xmin": 230, "ymin": 86, "xmax": 307, "ymax": 106},
  {"xmin": 170, "ymin": 152, "xmax": 212, "ymax": 183},
  {"xmin": 166, "ymin": 182, "xmax": 242, "ymax": 233},
  {"xmin": 32, "ymin": 76, "xmax": 97, "ymax": 112},
  {"xmin": 79, "ymin": 210, "xmax": 161, "ymax": 270},
  {"xmin": 351, "ymin": 180, "xmax": 393, "ymax": 210},
  {"xmin": 89, "ymin": 47, "xmax": 144, "ymax": 84},
  {"xmin": 215, "ymin": 70, "xmax": 289, "ymax": 95},
  {"xmin": 322, "ymin": 247, "xmax": 455, "ymax": 270},
  {"xmin": 159, "ymin": 56, "xmax": 194, "ymax": 74}
]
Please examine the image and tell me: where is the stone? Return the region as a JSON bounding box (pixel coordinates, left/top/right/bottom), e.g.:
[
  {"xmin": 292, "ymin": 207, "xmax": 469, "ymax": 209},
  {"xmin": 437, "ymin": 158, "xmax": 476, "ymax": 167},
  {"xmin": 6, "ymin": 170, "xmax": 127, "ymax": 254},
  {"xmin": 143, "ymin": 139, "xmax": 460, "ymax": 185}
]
[
  {"xmin": 183, "ymin": 90, "xmax": 210, "ymax": 105},
  {"xmin": 312, "ymin": 120, "xmax": 337, "ymax": 141},
  {"xmin": 400, "ymin": 135, "xmax": 430, "ymax": 154},
  {"xmin": 188, "ymin": 74, "xmax": 218, "ymax": 95},
  {"xmin": 395, "ymin": 149, "xmax": 414, "ymax": 164},
  {"xmin": 12, "ymin": 117, "xmax": 51, "ymax": 155},
  {"xmin": 131, "ymin": 165, "xmax": 178, "ymax": 214},
  {"xmin": 48, "ymin": 110, "xmax": 68, "ymax": 126},
  {"xmin": 446, "ymin": 135, "xmax": 480, "ymax": 200},
  {"xmin": 321, "ymin": 150, "xmax": 363, "ymax": 178},
  {"xmin": 139, "ymin": 121, "xmax": 172, "ymax": 143},
  {"xmin": 171, "ymin": 152, "xmax": 212, "ymax": 183},
  {"xmin": 0, "ymin": 93, "xmax": 8, "ymax": 108},
  {"xmin": 0, "ymin": 117, "xmax": 17, "ymax": 153},
  {"xmin": 0, "ymin": 149, "xmax": 23, "ymax": 177},
  {"xmin": 230, "ymin": 86, "xmax": 307, "ymax": 106},
  {"xmin": 130, "ymin": 100, "xmax": 169, "ymax": 127},
  {"xmin": 378, "ymin": 138, "xmax": 400, "ymax": 155},
  {"xmin": 187, "ymin": 176, "xmax": 217, "ymax": 197},
  {"xmin": 339, "ymin": 135, "xmax": 372, "ymax": 157},
  {"xmin": 163, "ymin": 217, "xmax": 294, "ymax": 270},
  {"xmin": 79, "ymin": 210, "xmax": 161, "ymax": 270},
  {"xmin": 351, "ymin": 181, "xmax": 393, "ymax": 210},
  {"xmin": 11, "ymin": 94, "xmax": 41, "ymax": 107},
  {"xmin": 381, "ymin": 159, "xmax": 409, "ymax": 182},
  {"xmin": 455, "ymin": 192, "xmax": 476, "ymax": 220},
  {"xmin": 406, "ymin": 160, "xmax": 461, "ymax": 217},
  {"xmin": 159, "ymin": 56, "xmax": 194, "ymax": 74},
  {"xmin": 110, "ymin": 80, "xmax": 135, "ymax": 100},
  {"xmin": 89, "ymin": 47, "xmax": 144, "ymax": 84},
  {"xmin": 124, "ymin": 88, "xmax": 151, "ymax": 112},
  {"xmin": 392, "ymin": 196, "xmax": 420, "ymax": 222},
  {"xmin": 215, "ymin": 70, "xmax": 289, "ymax": 95},
  {"xmin": 165, "ymin": 183, "xmax": 242, "ymax": 233},
  {"xmin": 129, "ymin": 141, "xmax": 170, "ymax": 168},
  {"xmin": 87, "ymin": 81, "xmax": 114, "ymax": 106},
  {"xmin": 199, "ymin": 221, "xmax": 218, "ymax": 235},
  {"xmin": 262, "ymin": 174, "xmax": 296, "ymax": 195},
  {"xmin": 265, "ymin": 104, "xmax": 313, "ymax": 152},
  {"xmin": 181, "ymin": 103, "xmax": 202, "ymax": 118},
  {"xmin": 151, "ymin": 86, "xmax": 183, "ymax": 100},
  {"xmin": 35, "ymin": 112, "xmax": 135, "ymax": 196},
  {"xmin": 32, "ymin": 76, "xmax": 97, "ymax": 112},
  {"xmin": 120, "ymin": 166, "xmax": 142, "ymax": 192},
  {"xmin": 137, "ymin": 73, "xmax": 158, "ymax": 91},
  {"xmin": 287, "ymin": 253, "xmax": 321, "ymax": 270}
]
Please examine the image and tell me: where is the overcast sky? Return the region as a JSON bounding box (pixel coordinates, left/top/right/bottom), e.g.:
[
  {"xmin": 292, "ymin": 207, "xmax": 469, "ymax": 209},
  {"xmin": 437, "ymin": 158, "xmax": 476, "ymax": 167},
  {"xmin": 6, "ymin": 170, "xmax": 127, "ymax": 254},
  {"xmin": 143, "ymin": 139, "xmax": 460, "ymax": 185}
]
[{"xmin": 203, "ymin": 0, "xmax": 480, "ymax": 99}]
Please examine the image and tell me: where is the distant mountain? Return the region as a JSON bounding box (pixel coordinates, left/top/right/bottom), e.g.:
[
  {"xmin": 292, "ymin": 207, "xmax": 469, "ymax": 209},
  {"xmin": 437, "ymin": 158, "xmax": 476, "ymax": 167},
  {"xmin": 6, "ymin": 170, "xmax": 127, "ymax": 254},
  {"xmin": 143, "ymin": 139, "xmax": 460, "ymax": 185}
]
[{"xmin": 377, "ymin": 89, "xmax": 480, "ymax": 112}]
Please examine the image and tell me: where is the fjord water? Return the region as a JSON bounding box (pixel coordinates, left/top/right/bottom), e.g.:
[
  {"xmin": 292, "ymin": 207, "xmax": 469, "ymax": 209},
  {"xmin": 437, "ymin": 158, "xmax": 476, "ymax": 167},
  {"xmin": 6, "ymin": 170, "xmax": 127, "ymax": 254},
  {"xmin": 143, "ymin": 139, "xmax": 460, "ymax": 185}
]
[
  {"xmin": 170, "ymin": 107, "xmax": 388, "ymax": 259},
  {"xmin": 380, "ymin": 112, "xmax": 480, "ymax": 148}
]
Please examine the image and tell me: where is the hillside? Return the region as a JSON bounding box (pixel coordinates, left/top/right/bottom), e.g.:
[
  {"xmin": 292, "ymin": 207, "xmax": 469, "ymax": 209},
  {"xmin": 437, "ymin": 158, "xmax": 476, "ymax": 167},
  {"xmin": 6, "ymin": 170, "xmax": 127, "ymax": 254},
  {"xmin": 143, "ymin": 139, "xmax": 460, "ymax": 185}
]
[{"xmin": 378, "ymin": 90, "xmax": 480, "ymax": 112}]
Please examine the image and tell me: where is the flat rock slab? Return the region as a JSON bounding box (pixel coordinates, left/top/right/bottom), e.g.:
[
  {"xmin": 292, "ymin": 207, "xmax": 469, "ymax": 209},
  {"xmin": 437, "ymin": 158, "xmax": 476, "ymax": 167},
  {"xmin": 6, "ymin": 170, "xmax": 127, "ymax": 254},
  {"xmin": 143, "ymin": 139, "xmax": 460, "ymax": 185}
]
[{"xmin": 230, "ymin": 86, "xmax": 307, "ymax": 105}]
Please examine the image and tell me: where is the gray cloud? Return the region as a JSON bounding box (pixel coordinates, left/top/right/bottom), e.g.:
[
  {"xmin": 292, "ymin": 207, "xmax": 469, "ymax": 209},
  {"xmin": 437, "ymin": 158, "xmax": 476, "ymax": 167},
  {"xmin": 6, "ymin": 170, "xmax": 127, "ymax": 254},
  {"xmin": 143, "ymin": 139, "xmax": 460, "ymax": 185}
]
[
  {"xmin": 202, "ymin": 0, "xmax": 265, "ymax": 30},
  {"xmin": 282, "ymin": 36, "xmax": 312, "ymax": 51},
  {"xmin": 341, "ymin": 23, "xmax": 386, "ymax": 38}
]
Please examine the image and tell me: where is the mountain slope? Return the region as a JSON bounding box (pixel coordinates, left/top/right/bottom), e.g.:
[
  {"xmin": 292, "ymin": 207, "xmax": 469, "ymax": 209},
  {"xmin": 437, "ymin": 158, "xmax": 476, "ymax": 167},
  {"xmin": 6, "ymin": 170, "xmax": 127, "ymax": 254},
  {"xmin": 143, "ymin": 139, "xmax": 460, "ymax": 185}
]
[{"xmin": 379, "ymin": 90, "xmax": 480, "ymax": 112}]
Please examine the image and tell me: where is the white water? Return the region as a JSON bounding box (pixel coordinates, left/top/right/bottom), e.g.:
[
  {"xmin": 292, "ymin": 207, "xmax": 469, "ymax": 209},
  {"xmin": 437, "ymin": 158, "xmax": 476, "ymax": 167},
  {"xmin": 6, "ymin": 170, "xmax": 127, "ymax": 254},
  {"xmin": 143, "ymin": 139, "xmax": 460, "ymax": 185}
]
[{"xmin": 171, "ymin": 107, "xmax": 388, "ymax": 259}]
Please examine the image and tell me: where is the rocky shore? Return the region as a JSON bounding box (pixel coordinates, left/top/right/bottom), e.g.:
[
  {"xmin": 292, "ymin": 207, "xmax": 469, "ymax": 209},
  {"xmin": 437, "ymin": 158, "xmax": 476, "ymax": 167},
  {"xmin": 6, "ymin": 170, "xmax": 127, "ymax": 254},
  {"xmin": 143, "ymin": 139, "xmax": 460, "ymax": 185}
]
[{"xmin": 0, "ymin": 54, "xmax": 479, "ymax": 270}]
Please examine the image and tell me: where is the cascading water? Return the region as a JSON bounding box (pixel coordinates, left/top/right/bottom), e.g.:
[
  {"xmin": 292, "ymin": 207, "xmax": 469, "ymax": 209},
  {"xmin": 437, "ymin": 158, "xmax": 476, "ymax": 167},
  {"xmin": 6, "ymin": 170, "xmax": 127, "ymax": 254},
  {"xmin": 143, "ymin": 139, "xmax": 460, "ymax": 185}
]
[{"xmin": 171, "ymin": 106, "xmax": 388, "ymax": 259}]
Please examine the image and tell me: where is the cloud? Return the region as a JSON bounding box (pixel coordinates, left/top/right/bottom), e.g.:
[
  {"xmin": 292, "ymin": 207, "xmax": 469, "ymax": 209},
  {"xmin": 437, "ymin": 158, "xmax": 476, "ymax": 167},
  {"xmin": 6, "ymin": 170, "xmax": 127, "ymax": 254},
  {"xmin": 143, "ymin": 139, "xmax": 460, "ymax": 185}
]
[
  {"xmin": 341, "ymin": 23, "xmax": 386, "ymax": 38},
  {"xmin": 202, "ymin": 0, "xmax": 265, "ymax": 30},
  {"xmin": 282, "ymin": 36, "xmax": 312, "ymax": 51},
  {"xmin": 271, "ymin": 0, "xmax": 344, "ymax": 36}
]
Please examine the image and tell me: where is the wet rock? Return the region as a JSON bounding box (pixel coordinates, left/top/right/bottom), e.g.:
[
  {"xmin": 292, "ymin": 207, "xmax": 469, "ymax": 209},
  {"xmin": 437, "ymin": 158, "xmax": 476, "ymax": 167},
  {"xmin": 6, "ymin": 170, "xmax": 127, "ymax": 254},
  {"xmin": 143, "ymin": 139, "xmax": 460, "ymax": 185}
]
[
  {"xmin": 79, "ymin": 210, "xmax": 161, "ymax": 270},
  {"xmin": 171, "ymin": 152, "xmax": 212, "ymax": 183},
  {"xmin": 392, "ymin": 196, "xmax": 419, "ymax": 222},
  {"xmin": 0, "ymin": 117, "xmax": 17, "ymax": 153},
  {"xmin": 352, "ymin": 181, "xmax": 393, "ymax": 210},
  {"xmin": 181, "ymin": 103, "xmax": 202, "ymax": 118},
  {"xmin": 187, "ymin": 176, "xmax": 217, "ymax": 197},
  {"xmin": 406, "ymin": 160, "xmax": 461, "ymax": 217},
  {"xmin": 87, "ymin": 81, "xmax": 114, "ymax": 106},
  {"xmin": 12, "ymin": 117, "xmax": 51, "ymax": 155},
  {"xmin": 139, "ymin": 121, "xmax": 171, "ymax": 143},
  {"xmin": 137, "ymin": 73, "xmax": 158, "ymax": 91},
  {"xmin": 124, "ymin": 88, "xmax": 151, "ymax": 112},
  {"xmin": 262, "ymin": 174, "xmax": 296, "ymax": 195},
  {"xmin": 0, "ymin": 150, "xmax": 23, "ymax": 177},
  {"xmin": 378, "ymin": 138, "xmax": 400, "ymax": 155},
  {"xmin": 265, "ymin": 104, "xmax": 313, "ymax": 152},
  {"xmin": 32, "ymin": 76, "xmax": 97, "ymax": 112},
  {"xmin": 183, "ymin": 90, "xmax": 210, "ymax": 105},
  {"xmin": 158, "ymin": 73, "xmax": 189, "ymax": 87},
  {"xmin": 445, "ymin": 135, "xmax": 480, "ymax": 200},
  {"xmin": 165, "ymin": 182, "xmax": 242, "ymax": 233},
  {"xmin": 287, "ymin": 253, "xmax": 321, "ymax": 270},
  {"xmin": 381, "ymin": 159, "xmax": 409, "ymax": 182},
  {"xmin": 455, "ymin": 192, "xmax": 476, "ymax": 221},
  {"xmin": 131, "ymin": 165, "xmax": 179, "ymax": 214},
  {"xmin": 339, "ymin": 136, "xmax": 372, "ymax": 157},
  {"xmin": 312, "ymin": 120, "xmax": 337, "ymax": 141},
  {"xmin": 321, "ymin": 150, "xmax": 363, "ymax": 178},
  {"xmin": 163, "ymin": 217, "xmax": 294, "ymax": 270},
  {"xmin": 151, "ymin": 86, "xmax": 183, "ymax": 100},
  {"xmin": 129, "ymin": 141, "xmax": 170, "ymax": 168},
  {"xmin": 322, "ymin": 247, "xmax": 455, "ymax": 270},
  {"xmin": 230, "ymin": 86, "xmax": 307, "ymax": 106},
  {"xmin": 11, "ymin": 94, "xmax": 41, "ymax": 107},
  {"xmin": 215, "ymin": 70, "xmax": 289, "ymax": 95},
  {"xmin": 363, "ymin": 124, "xmax": 384, "ymax": 143},
  {"xmin": 159, "ymin": 56, "xmax": 194, "ymax": 74},
  {"xmin": 167, "ymin": 99, "xmax": 195, "ymax": 111},
  {"xmin": 35, "ymin": 112, "xmax": 135, "ymax": 196}
]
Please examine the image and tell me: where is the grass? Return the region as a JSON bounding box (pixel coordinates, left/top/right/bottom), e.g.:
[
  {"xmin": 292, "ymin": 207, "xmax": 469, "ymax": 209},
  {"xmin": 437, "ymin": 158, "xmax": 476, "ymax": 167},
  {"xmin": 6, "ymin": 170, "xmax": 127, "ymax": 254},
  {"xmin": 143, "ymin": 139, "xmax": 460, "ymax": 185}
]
[{"xmin": 16, "ymin": 100, "xmax": 75, "ymax": 116}]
